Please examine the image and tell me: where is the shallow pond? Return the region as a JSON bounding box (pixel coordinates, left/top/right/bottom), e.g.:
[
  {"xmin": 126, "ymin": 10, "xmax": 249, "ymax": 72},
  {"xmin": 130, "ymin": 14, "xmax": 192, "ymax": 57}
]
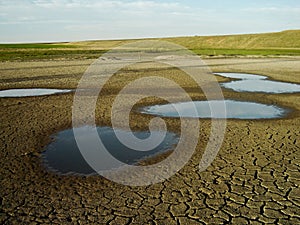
[
  {"xmin": 141, "ymin": 100, "xmax": 287, "ymax": 119},
  {"xmin": 215, "ymin": 73, "xmax": 300, "ymax": 93},
  {"xmin": 42, "ymin": 126, "xmax": 179, "ymax": 175},
  {"xmin": 0, "ymin": 88, "xmax": 71, "ymax": 97}
]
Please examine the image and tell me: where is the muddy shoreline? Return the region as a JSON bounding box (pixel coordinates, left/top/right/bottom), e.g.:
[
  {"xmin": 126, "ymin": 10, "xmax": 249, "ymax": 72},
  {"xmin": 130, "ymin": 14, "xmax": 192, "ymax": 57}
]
[{"xmin": 1, "ymin": 57, "xmax": 299, "ymax": 224}]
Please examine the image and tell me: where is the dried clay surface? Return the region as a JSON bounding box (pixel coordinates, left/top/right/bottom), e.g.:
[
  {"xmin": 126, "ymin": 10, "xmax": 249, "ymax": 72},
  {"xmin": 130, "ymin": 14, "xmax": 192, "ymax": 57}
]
[{"xmin": 1, "ymin": 57, "xmax": 300, "ymax": 224}]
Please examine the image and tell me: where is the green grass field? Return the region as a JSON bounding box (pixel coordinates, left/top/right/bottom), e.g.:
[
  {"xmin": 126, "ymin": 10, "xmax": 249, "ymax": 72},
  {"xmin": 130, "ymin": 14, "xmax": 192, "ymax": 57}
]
[
  {"xmin": 0, "ymin": 43, "xmax": 76, "ymax": 49},
  {"xmin": 0, "ymin": 49, "xmax": 106, "ymax": 61},
  {"xmin": 165, "ymin": 30, "xmax": 300, "ymax": 49},
  {"xmin": 1, "ymin": 30, "xmax": 299, "ymax": 61},
  {"xmin": 192, "ymin": 48, "xmax": 300, "ymax": 56}
]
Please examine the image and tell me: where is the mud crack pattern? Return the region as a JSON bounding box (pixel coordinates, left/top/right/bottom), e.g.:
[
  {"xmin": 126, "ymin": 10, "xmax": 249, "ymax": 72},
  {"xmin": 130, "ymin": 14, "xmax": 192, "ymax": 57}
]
[{"xmin": 1, "ymin": 58, "xmax": 300, "ymax": 224}]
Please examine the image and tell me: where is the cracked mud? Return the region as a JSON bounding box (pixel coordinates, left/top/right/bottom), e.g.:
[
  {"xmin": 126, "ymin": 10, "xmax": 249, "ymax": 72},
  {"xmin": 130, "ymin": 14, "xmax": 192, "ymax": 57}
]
[{"xmin": 1, "ymin": 57, "xmax": 300, "ymax": 224}]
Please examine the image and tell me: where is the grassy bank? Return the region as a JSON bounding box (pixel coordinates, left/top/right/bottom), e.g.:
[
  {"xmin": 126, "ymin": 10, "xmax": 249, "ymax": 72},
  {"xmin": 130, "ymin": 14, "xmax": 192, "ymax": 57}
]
[
  {"xmin": 0, "ymin": 43, "xmax": 76, "ymax": 49},
  {"xmin": 0, "ymin": 49, "xmax": 107, "ymax": 61},
  {"xmin": 1, "ymin": 30, "xmax": 299, "ymax": 61}
]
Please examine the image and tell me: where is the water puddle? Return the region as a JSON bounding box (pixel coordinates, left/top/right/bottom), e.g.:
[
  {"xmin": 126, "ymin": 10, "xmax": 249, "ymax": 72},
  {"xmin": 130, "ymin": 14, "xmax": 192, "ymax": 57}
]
[
  {"xmin": 215, "ymin": 73, "xmax": 300, "ymax": 93},
  {"xmin": 215, "ymin": 72, "xmax": 267, "ymax": 80},
  {"xmin": 141, "ymin": 100, "xmax": 287, "ymax": 119},
  {"xmin": 42, "ymin": 127, "xmax": 179, "ymax": 175},
  {"xmin": 222, "ymin": 80, "xmax": 300, "ymax": 94},
  {"xmin": 0, "ymin": 88, "xmax": 72, "ymax": 97}
]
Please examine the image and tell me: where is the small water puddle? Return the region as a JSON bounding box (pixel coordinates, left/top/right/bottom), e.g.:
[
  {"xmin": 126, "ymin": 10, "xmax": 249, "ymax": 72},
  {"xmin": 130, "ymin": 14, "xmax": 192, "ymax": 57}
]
[
  {"xmin": 42, "ymin": 127, "xmax": 179, "ymax": 175},
  {"xmin": 215, "ymin": 73, "xmax": 300, "ymax": 93},
  {"xmin": 0, "ymin": 88, "xmax": 72, "ymax": 97},
  {"xmin": 141, "ymin": 100, "xmax": 287, "ymax": 119}
]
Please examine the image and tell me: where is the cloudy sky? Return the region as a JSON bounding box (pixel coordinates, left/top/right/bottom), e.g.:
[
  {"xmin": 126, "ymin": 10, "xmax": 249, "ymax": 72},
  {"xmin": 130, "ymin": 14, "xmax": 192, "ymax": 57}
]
[{"xmin": 0, "ymin": 0, "xmax": 299, "ymax": 43}]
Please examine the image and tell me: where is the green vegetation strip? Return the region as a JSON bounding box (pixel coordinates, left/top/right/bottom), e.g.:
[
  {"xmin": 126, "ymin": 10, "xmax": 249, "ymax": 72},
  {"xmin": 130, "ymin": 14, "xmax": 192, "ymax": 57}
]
[
  {"xmin": 0, "ymin": 43, "xmax": 76, "ymax": 49},
  {"xmin": 1, "ymin": 46, "xmax": 299, "ymax": 62},
  {"xmin": 192, "ymin": 48, "xmax": 300, "ymax": 56},
  {"xmin": 0, "ymin": 49, "xmax": 107, "ymax": 61}
]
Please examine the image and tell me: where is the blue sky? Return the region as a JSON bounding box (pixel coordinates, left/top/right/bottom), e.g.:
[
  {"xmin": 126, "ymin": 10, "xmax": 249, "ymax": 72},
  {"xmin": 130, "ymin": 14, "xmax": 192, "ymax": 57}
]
[{"xmin": 0, "ymin": 0, "xmax": 299, "ymax": 43}]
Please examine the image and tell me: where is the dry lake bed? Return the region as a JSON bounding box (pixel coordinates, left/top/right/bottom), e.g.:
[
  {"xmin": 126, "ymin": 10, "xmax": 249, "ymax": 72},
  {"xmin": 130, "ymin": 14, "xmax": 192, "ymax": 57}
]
[{"xmin": 1, "ymin": 57, "xmax": 300, "ymax": 224}]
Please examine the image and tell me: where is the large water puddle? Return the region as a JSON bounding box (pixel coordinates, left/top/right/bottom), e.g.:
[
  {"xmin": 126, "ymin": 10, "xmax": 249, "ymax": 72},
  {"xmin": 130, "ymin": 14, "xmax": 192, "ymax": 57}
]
[
  {"xmin": 141, "ymin": 100, "xmax": 286, "ymax": 119},
  {"xmin": 42, "ymin": 127, "xmax": 179, "ymax": 175},
  {"xmin": 215, "ymin": 73, "xmax": 300, "ymax": 93},
  {"xmin": 0, "ymin": 88, "xmax": 71, "ymax": 97}
]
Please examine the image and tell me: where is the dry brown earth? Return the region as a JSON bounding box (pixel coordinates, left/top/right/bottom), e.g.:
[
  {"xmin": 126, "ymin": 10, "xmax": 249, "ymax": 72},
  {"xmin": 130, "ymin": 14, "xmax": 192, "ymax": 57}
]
[{"xmin": 0, "ymin": 57, "xmax": 299, "ymax": 224}]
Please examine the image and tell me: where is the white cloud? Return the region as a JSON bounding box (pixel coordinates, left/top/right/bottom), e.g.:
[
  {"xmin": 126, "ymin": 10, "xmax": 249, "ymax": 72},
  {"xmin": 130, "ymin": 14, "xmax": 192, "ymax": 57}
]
[
  {"xmin": 0, "ymin": 0, "xmax": 188, "ymax": 24},
  {"xmin": 25, "ymin": 0, "xmax": 183, "ymax": 10},
  {"xmin": 243, "ymin": 6, "xmax": 300, "ymax": 14},
  {"xmin": 0, "ymin": 0, "xmax": 299, "ymax": 42}
]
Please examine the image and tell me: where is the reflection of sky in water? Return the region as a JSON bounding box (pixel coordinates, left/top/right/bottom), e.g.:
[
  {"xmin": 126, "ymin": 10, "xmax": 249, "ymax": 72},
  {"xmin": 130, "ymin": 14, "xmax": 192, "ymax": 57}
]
[
  {"xmin": 215, "ymin": 73, "xmax": 300, "ymax": 93},
  {"xmin": 215, "ymin": 73, "xmax": 267, "ymax": 80},
  {"xmin": 42, "ymin": 127, "xmax": 179, "ymax": 175},
  {"xmin": 0, "ymin": 89, "xmax": 71, "ymax": 97},
  {"xmin": 222, "ymin": 80, "xmax": 300, "ymax": 93},
  {"xmin": 142, "ymin": 100, "xmax": 286, "ymax": 119}
]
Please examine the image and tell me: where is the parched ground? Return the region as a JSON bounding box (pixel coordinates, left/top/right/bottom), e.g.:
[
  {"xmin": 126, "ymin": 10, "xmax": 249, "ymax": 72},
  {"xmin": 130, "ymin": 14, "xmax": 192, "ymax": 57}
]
[{"xmin": 0, "ymin": 57, "xmax": 299, "ymax": 224}]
